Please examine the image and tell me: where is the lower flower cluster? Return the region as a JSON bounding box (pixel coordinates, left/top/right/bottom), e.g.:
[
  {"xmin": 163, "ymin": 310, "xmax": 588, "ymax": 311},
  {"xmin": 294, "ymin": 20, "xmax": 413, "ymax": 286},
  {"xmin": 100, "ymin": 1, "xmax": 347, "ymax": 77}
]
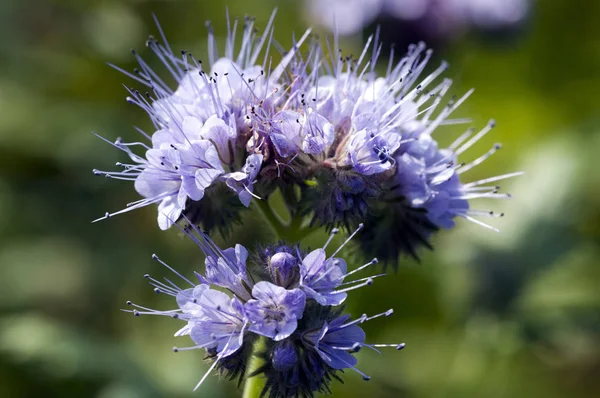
[{"xmin": 126, "ymin": 223, "xmax": 403, "ymax": 395}]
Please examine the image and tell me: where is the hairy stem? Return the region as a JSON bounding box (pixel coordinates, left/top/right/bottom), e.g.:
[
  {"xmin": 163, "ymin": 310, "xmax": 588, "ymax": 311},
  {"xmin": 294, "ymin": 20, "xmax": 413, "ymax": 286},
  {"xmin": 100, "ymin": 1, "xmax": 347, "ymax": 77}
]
[{"xmin": 242, "ymin": 336, "xmax": 268, "ymax": 398}]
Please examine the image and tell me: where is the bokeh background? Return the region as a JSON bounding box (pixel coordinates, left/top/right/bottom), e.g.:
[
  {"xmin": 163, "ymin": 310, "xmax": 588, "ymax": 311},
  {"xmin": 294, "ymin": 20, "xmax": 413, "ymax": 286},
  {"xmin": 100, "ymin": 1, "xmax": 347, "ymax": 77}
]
[{"xmin": 1, "ymin": 0, "xmax": 599, "ymax": 397}]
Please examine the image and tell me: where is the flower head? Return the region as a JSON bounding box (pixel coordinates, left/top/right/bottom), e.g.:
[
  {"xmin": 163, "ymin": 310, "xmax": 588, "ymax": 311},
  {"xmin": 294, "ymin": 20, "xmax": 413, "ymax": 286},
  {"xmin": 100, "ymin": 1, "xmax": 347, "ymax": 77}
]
[
  {"xmin": 252, "ymin": 31, "xmax": 523, "ymax": 264},
  {"xmin": 124, "ymin": 217, "xmax": 398, "ymax": 393},
  {"xmin": 93, "ymin": 11, "xmax": 313, "ymax": 232}
]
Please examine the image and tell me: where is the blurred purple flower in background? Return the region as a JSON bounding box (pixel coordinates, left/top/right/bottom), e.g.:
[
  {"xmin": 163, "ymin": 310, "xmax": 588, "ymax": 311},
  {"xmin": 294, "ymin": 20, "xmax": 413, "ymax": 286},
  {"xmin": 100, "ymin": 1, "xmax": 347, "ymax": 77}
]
[{"xmin": 306, "ymin": 0, "xmax": 530, "ymax": 44}]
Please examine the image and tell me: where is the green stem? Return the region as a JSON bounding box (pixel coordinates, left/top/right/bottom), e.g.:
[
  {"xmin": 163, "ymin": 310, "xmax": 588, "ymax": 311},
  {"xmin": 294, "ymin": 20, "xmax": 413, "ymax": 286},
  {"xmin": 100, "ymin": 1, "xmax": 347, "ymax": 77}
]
[
  {"xmin": 242, "ymin": 336, "xmax": 268, "ymax": 398},
  {"xmin": 255, "ymin": 199, "xmax": 287, "ymax": 238}
]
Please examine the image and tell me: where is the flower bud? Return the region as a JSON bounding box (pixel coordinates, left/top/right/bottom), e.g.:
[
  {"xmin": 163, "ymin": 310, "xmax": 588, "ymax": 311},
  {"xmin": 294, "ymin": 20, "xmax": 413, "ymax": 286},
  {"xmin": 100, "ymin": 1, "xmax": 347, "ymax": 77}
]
[{"xmin": 269, "ymin": 252, "xmax": 300, "ymax": 288}]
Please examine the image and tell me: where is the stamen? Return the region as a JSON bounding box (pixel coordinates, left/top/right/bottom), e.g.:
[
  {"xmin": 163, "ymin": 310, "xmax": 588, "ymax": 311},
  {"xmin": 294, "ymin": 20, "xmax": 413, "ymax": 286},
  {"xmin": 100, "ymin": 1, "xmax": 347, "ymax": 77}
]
[
  {"xmin": 345, "ymin": 258, "xmax": 378, "ymax": 277},
  {"xmin": 330, "ymin": 223, "xmax": 364, "ymax": 258},
  {"xmin": 152, "ymin": 253, "xmax": 196, "ymax": 287},
  {"xmin": 322, "ymin": 228, "xmax": 339, "ymax": 250}
]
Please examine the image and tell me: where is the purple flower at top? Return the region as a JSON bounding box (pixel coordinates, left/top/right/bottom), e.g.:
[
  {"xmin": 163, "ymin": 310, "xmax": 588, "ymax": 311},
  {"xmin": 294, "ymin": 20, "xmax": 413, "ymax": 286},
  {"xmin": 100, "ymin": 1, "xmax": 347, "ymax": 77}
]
[
  {"xmin": 305, "ymin": 0, "xmax": 530, "ymax": 37},
  {"xmin": 95, "ymin": 137, "xmax": 224, "ymax": 230},
  {"xmin": 393, "ymin": 121, "xmax": 508, "ymax": 231},
  {"xmin": 245, "ymin": 281, "xmax": 306, "ymax": 341},
  {"xmin": 301, "ymin": 111, "xmax": 335, "ymax": 155},
  {"xmin": 346, "ymin": 129, "xmax": 402, "ymax": 175},
  {"xmin": 95, "ymin": 10, "xmax": 314, "ymax": 229},
  {"xmin": 269, "ymin": 110, "xmax": 304, "ymax": 158},
  {"xmin": 222, "ymin": 153, "xmax": 263, "ymax": 207}
]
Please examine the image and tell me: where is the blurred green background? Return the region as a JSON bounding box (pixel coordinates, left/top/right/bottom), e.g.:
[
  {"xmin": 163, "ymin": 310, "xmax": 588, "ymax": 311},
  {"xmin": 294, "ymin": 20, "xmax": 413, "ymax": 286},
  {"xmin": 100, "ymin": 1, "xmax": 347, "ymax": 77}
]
[{"xmin": 1, "ymin": 0, "xmax": 599, "ymax": 397}]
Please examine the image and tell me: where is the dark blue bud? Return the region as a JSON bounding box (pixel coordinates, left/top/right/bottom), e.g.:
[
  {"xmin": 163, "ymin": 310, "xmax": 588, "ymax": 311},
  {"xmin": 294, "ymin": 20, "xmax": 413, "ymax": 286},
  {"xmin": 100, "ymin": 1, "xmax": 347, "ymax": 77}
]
[{"xmin": 272, "ymin": 340, "xmax": 298, "ymax": 372}]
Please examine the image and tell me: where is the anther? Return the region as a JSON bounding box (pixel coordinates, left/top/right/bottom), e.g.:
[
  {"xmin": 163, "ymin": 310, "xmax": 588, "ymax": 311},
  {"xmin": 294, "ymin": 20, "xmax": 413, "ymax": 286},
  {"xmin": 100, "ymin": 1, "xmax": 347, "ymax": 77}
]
[
  {"xmin": 385, "ymin": 309, "xmax": 394, "ymax": 316},
  {"xmin": 173, "ymin": 347, "xmax": 179, "ymax": 352},
  {"xmin": 126, "ymin": 301, "xmax": 132, "ymax": 305},
  {"xmin": 396, "ymin": 343, "xmax": 406, "ymax": 350}
]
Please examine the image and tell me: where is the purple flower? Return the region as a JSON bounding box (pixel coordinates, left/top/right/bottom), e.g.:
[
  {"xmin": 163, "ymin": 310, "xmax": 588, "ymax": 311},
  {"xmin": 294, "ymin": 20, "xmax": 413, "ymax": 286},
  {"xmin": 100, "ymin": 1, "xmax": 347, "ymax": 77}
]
[
  {"xmin": 299, "ymin": 249, "xmax": 348, "ymax": 305},
  {"xmin": 94, "ymin": 137, "xmax": 224, "ymax": 230},
  {"xmin": 188, "ymin": 288, "xmax": 247, "ymax": 357},
  {"xmin": 222, "ymin": 153, "xmax": 263, "ymax": 207},
  {"xmin": 346, "ymin": 129, "xmax": 402, "ymax": 175},
  {"xmin": 270, "ymin": 110, "xmax": 304, "ymax": 157},
  {"xmin": 245, "ymin": 281, "xmax": 306, "ymax": 341},
  {"xmin": 299, "ymin": 225, "xmax": 379, "ymax": 305},
  {"xmin": 205, "ymin": 243, "xmax": 253, "ymax": 301},
  {"xmin": 302, "ymin": 310, "xmax": 403, "ymax": 381},
  {"xmin": 393, "ymin": 122, "xmax": 512, "ymax": 231},
  {"xmin": 173, "ymin": 284, "xmax": 247, "ymax": 358},
  {"xmin": 124, "ymin": 247, "xmax": 251, "ymax": 391},
  {"xmin": 301, "ymin": 111, "xmax": 335, "ymax": 155},
  {"xmin": 302, "ymin": 314, "xmax": 366, "ymax": 372},
  {"xmin": 94, "ymin": 10, "xmax": 313, "ymax": 230}
]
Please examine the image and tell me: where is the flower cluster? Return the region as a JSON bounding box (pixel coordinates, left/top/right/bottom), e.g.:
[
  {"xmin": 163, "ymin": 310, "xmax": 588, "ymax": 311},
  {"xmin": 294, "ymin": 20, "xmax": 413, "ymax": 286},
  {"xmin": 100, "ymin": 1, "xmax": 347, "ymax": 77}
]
[
  {"xmin": 95, "ymin": 8, "xmax": 521, "ymax": 397},
  {"xmin": 126, "ymin": 223, "xmax": 402, "ymax": 394},
  {"xmin": 94, "ymin": 12, "xmax": 520, "ymax": 264},
  {"xmin": 93, "ymin": 13, "xmax": 312, "ymax": 233}
]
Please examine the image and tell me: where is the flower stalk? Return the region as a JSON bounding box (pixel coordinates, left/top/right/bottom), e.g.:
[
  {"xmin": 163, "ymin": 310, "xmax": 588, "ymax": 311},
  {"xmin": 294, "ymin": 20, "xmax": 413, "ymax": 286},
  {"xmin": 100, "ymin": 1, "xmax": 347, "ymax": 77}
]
[{"xmin": 242, "ymin": 337, "xmax": 268, "ymax": 398}]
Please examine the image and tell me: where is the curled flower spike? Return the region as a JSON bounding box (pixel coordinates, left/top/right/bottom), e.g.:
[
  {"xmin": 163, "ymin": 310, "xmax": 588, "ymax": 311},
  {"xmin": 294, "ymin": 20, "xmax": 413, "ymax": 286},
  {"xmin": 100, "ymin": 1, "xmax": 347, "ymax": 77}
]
[
  {"xmin": 124, "ymin": 219, "xmax": 400, "ymax": 394},
  {"xmin": 246, "ymin": 27, "xmax": 523, "ymax": 263}
]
